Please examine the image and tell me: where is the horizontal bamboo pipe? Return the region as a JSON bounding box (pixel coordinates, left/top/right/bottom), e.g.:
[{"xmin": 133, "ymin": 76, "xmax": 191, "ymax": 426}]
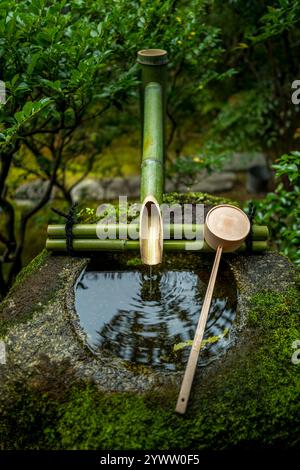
[
  {"xmin": 46, "ymin": 238, "xmax": 267, "ymax": 252},
  {"xmin": 47, "ymin": 224, "xmax": 269, "ymax": 241}
]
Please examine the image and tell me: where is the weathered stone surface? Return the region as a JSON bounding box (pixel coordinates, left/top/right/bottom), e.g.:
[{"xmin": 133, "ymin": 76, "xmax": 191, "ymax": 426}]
[
  {"xmin": 0, "ymin": 250, "xmax": 296, "ymax": 394},
  {"xmin": 70, "ymin": 178, "xmax": 105, "ymax": 202},
  {"xmin": 183, "ymin": 171, "xmax": 236, "ymax": 193},
  {"xmin": 223, "ymin": 151, "xmax": 267, "ymax": 171},
  {"xmin": 246, "ymin": 165, "xmax": 271, "ymax": 193}
]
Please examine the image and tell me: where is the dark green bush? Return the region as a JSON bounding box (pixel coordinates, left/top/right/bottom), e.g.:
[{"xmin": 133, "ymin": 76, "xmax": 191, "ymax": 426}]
[{"xmin": 254, "ymin": 152, "xmax": 300, "ymax": 265}]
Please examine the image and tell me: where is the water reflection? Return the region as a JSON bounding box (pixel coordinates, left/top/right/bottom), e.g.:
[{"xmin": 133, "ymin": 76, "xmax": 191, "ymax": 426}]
[{"xmin": 75, "ymin": 264, "xmax": 237, "ymax": 371}]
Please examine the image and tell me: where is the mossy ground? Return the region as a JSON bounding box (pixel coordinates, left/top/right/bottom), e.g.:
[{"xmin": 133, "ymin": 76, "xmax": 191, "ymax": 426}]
[{"xmin": 0, "ymin": 284, "xmax": 299, "ymax": 450}]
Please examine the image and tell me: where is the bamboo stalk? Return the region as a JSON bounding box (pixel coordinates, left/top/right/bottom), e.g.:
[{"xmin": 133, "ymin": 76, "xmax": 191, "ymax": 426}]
[
  {"xmin": 140, "ymin": 82, "xmax": 164, "ymax": 203},
  {"xmin": 137, "ymin": 49, "xmax": 167, "ymax": 191},
  {"xmin": 47, "ymin": 224, "xmax": 269, "ymax": 241},
  {"xmin": 46, "ymin": 238, "xmax": 268, "ymax": 252}
]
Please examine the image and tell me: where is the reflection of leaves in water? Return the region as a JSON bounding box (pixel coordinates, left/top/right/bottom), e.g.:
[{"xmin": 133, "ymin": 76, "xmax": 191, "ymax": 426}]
[
  {"xmin": 173, "ymin": 328, "xmax": 229, "ymax": 352},
  {"xmin": 96, "ymin": 308, "xmax": 170, "ymax": 366},
  {"xmin": 94, "ymin": 273, "xmax": 201, "ymax": 366},
  {"xmin": 93, "ymin": 276, "xmax": 235, "ymax": 369},
  {"xmin": 78, "ymin": 263, "xmax": 237, "ymax": 371}
]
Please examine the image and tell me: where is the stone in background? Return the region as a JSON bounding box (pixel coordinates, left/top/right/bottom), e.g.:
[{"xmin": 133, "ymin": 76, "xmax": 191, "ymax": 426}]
[{"xmin": 13, "ymin": 152, "xmax": 270, "ymax": 203}]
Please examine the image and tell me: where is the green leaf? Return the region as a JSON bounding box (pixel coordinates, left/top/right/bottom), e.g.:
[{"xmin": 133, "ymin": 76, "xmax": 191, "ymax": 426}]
[{"xmin": 173, "ymin": 328, "xmax": 229, "ymax": 352}]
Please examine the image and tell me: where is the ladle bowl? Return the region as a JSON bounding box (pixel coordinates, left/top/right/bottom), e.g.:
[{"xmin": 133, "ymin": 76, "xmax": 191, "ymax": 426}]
[{"xmin": 204, "ymin": 204, "xmax": 251, "ymax": 252}]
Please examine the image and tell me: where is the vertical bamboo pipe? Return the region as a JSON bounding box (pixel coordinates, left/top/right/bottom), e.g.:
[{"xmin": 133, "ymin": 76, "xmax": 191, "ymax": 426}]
[
  {"xmin": 137, "ymin": 49, "xmax": 168, "ymax": 204},
  {"xmin": 140, "ymin": 83, "xmax": 164, "ymax": 204}
]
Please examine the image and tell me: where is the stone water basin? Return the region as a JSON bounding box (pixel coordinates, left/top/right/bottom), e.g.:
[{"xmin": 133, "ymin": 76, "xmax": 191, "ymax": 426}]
[{"xmin": 75, "ymin": 254, "xmax": 238, "ymax": 371}]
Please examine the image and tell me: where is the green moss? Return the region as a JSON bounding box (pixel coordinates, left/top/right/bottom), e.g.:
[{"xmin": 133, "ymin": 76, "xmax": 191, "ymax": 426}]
[
  {"xmin": 248, "ymin": 289, "xmax": 298, "ymax": 330},
  {"xmin": 0, "ymin": 384, "xmax": 59, "ymax": 450},
  {"xmin": 0, "ymin": 286, "xmax": 299, "ymax": 450},
  {"xmin": 12, "ymin": 249, "xmax": 48, "ymax": 292},
  {"xmin": 126, "ymin": 257, "xmax": 143, "ymax": 267},
  {"xmin": 74, "ymin": 192, "xmax": 239, "ymax": 226},
  {"xmin": 163, "ymin": 191, "xmax": 239, "ymax": 207}
]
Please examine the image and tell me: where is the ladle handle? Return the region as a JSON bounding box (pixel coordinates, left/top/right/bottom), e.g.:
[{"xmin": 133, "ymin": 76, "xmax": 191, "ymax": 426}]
[{"xmin": 175, "ymin": 245, "xmax": 223, "ymax": 414}]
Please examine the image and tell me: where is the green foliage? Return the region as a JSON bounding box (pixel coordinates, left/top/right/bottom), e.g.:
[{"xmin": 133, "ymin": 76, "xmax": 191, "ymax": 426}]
[
  {"xmin": 0, "ymin": 0, "xmax": 225, "ymax": 155},
  {"xmin": 75, "ymin": 207, "xmax": 99, "ymax": 224},
  {"xmin": 0, "ymin": 1, "xmax": 299, "ymax": 277},
  {"xmin": 0, "ymin": 0, "xmax": 139, "ymax": 154},
  {"xmin": 203, "ymin": 0, "xmax": 300, "ymax": 155},
  {"xmin": 253, "ymin": 151, "xmax": 300, "ymax": 265},
  {"xmin": 272, "ymin": 151, "xmax": 300, "ymax": 183},
  {"xmin": 0, "ymin": 0, "xmax": 233, "ymax": 291},
  {"xmin": 167, "ymin": 147, "xmax": 227, "ymax": 186},
  {"xmin": 210, "ymin": 88, "xmax": 278, "ymax": 151},
  {"xmin": 0, "ymin": 98, "xmax": 52, "ymax": 148},
  {"xmin": 250, "ymin": 1, "xmax": 300, "ymax": 42}
]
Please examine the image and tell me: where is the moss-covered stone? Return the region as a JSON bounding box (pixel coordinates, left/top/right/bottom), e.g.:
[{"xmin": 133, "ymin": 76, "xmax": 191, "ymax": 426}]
[
  {"xmin": 74, "ymin": 192, "xmax": 239, "ymax": 224},
  {"xmin": 163, "ymin": 191, "xmax": 239, "ymax": 207},
  {"xmin": 0, "ymin": 251, "xmax": 78, "ymax": 338},
  {"xmin": 0, "ymin": 257, "xmax": 299, "ymax": 450},
  {"xmin": 1, "ymin": 178, "xmax": 298, "ymax": 451},
  {"xmin": 12, "ymin": 249, "xmax": 48, "ymax": 291},
  {"xmin": 0, "ymin": 250, "xmax": 48, "ymax": 338}
]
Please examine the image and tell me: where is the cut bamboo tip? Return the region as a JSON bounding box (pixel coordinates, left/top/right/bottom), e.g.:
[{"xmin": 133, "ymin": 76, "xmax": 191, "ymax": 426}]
[{"xmin": 139, "ymin": 195, "xmax": 163, "ymax": 265}]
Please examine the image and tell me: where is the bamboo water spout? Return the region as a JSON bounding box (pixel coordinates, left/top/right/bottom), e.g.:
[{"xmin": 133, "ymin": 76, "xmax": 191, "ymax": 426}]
[
  {"xmin": 45, "ymin": 49, "xmax": 270, "ymax": 262},
  {"xmin": 139, "ymin": 195, "xmax": 163, "ymax": 265}
]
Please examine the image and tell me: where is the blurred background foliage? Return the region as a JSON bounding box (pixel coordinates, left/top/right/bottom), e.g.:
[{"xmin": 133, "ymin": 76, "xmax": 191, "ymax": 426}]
[{"xmin": 0, "ymin": 0, "xmax": 299, "ymax": 296}]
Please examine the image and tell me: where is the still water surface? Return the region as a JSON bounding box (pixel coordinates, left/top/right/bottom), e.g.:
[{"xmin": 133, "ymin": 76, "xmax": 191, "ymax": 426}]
[{"xmin": 75, "ymin": 259, "xmax": 237, "ymax": 371}]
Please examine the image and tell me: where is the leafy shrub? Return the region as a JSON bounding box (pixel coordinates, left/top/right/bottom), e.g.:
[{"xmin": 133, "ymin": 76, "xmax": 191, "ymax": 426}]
[
  {"xmin": 167, "ymin": 143, "xmax": 229, "ymax": 187},
  {"xmin": 253, "ymin": 151, "xmax": 300, "ymax": 265}
]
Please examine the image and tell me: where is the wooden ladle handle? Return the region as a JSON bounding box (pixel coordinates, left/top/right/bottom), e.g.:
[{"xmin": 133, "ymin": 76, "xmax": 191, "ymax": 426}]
[{"xmin": 175, "ymin": 245, "xmax": 223, "ymax": 414}]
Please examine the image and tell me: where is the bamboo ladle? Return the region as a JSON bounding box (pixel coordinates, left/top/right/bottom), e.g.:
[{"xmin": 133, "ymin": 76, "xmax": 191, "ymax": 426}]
[{"xmin": 175, "ymin": 204, "xmax": 250, "ymax": 414}]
